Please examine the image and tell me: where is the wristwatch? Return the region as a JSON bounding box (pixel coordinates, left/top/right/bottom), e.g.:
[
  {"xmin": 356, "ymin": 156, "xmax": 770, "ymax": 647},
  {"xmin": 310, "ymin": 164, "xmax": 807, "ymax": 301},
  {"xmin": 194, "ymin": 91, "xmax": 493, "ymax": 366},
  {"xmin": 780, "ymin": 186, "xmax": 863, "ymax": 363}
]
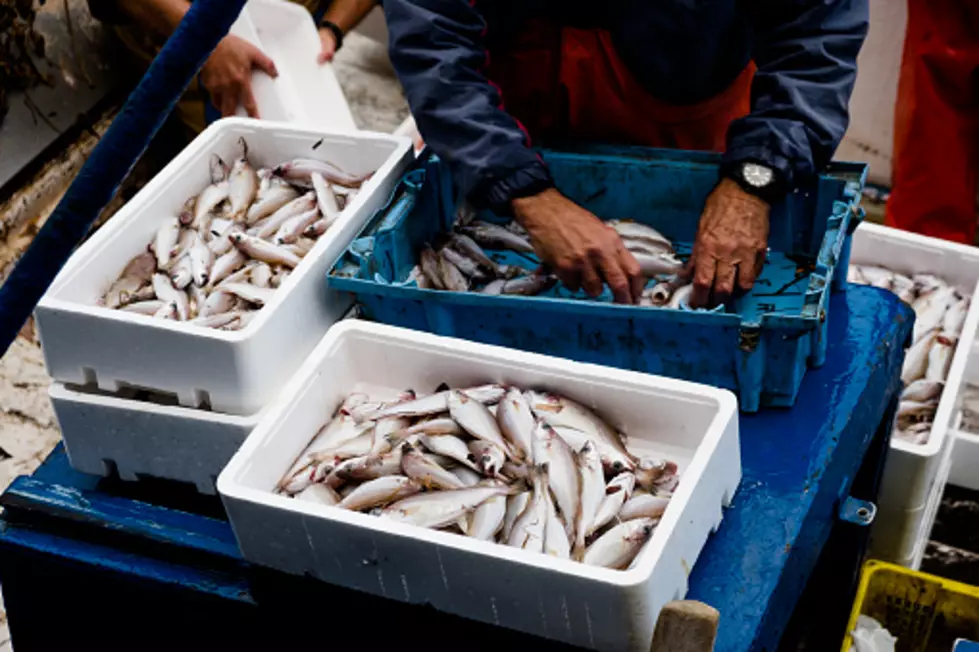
[
  {"xmin": 726, "ymin": 161, "xmax": 784, "ymax": 205},
  {"xmin": 319, "ymin": 19, "xmax": 344, "ymax": 52}
]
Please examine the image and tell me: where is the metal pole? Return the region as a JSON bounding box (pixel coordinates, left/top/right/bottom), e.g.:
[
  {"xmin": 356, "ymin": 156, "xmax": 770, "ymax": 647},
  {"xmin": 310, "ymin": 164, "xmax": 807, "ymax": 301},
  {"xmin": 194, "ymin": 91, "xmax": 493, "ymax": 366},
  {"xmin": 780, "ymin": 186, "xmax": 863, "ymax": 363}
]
[{"xmin": 0, "ymin": 0, "xmax": 248, "ymax": 357}]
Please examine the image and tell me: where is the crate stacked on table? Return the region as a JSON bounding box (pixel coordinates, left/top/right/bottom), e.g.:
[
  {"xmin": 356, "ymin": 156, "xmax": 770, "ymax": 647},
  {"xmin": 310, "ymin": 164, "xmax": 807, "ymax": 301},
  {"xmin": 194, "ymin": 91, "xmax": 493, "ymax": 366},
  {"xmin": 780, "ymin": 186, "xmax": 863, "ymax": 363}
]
[
  {"xmin": 847, "ymin": 223, "xmax": 979, "ymax": 567},
  {"xmin": 328, "ymin": 148, "xmax": 867, "ymax": 412},
  {"xmin": 36, "ymin": 118, "xmax": 412, "ymax": 493},
  {"xmin": 218, "ymin": 321, "xmax": 741, "ymax": 651}
]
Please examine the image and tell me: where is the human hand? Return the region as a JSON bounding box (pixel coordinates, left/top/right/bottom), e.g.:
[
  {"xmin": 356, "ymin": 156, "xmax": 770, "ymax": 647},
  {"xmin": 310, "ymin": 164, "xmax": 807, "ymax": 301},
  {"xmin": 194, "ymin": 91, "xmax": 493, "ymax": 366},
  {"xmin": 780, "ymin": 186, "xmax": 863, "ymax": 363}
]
[
  {"xmin": 512, "ymin": 188, "xmax": 644, "ymax": 304},
  {"xmin": 200, "ymin": 34, "xmax": 278, "ymax": 118},
  {"xmin": 687, "ymin": 178, "xmax": 770, "ymax": 308},
  {"xmin": 317, "ymin": 26, "xmax": 338, "ymax": 64}
]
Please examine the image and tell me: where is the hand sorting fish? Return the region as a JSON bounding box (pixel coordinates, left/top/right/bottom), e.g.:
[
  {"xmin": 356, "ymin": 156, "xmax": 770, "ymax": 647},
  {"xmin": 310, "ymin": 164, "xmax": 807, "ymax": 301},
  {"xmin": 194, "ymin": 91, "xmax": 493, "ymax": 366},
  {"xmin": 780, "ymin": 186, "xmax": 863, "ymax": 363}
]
[
  {"xmin": 278, "ymin": 383, "xmax": 679, "ymax": 570},
  {"xmin": 100, "ymin": 137, "xmax": 373, "ymax": 330},
  {"xmin": 409, "ymin": 212, "xmax": 696, "ymax": 309},
  {"xmin": 849, "ymin": 265, "xmax": 970, "ymax": 445}
]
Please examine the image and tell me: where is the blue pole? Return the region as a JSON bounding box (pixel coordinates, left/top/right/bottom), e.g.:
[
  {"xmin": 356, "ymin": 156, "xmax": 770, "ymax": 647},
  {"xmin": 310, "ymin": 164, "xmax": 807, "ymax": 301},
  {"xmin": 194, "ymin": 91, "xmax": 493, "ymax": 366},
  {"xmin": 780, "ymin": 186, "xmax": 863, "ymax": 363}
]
[{"xmin": 0, "ymin": 0, "xmax": 248, "ymax": 357}]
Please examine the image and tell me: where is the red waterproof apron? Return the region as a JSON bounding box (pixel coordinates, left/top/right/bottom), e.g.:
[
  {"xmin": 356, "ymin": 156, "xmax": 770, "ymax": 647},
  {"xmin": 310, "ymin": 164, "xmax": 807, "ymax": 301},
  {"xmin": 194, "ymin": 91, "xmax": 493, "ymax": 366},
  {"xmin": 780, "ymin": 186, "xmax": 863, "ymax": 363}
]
[
  {"xmin": 486, "ymin": 21, "xmax": 755, "ymax": 152},
  {"xmin": 885, "ymin": 0, "xmax": 979, "ymax": 245}
]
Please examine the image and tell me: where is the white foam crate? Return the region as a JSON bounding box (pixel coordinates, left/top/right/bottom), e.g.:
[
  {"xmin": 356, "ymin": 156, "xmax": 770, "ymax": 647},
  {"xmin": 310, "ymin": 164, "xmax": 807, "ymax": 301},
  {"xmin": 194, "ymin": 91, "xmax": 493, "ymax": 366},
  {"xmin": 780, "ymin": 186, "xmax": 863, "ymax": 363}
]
[
  {"xmin": 218, "ymin": 322, "xmax": 741, "ymax": 651},
  {"xmin": 850, "ymin": 223, "xmax": 979, "ymax": 512},
  {"xmin": 49, "ymin": 382, "xmax": 263, "ymax": 494},
  {"xmin": 950, "ymin": 351, "xmax": 979, "ymax": 491},
  {"xmin": 230, "ymin": 0, "xmax": 356, "ymax": 132},
  {"xmin": 36, "ymin": 118, "xmax": 412, "ymax": 416}
]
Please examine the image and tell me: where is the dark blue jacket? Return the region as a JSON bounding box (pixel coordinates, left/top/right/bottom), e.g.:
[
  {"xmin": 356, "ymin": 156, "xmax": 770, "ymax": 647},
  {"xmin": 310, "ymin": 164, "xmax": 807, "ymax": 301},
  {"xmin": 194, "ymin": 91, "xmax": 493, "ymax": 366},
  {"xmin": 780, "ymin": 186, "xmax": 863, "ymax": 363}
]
[{"xmin": 384, "ymin": 0, "xmax": 869, "ymax": 209}]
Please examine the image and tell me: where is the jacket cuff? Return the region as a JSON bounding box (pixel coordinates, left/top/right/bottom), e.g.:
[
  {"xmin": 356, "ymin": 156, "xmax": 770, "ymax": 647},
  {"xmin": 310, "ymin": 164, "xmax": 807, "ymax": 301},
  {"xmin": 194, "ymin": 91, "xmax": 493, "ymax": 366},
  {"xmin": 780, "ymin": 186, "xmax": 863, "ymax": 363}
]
[
  {"xmin": 470, "ymin": 160, "xmax": 555, "ymax": 214},
  {"xmin": 722, "ymin": 145, "xmax": 796, "ymax": 190}
]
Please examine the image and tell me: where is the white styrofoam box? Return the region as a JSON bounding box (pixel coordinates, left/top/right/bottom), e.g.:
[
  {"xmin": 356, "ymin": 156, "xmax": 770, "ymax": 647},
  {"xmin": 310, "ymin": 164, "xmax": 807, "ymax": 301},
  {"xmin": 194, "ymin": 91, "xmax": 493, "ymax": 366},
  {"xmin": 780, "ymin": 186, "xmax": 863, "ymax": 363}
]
[
  {"xmin": 36, "ymin": 118, "xmax": 412, "ymax": 415},
  {"xmin": 230, "ymin": 0, "xmax": 357, "ymax": 132},
  {"xmin": 950, "ymin": 428, "xmax": 979, "ymax": 492},
  {"xmin": 869, "ymin": 437, "xmax": 952, "ymax": 567},
  {"xmin": 850, "ymin": 223, "xmax": 979, "ymax": 512},
  {"xmin": 49, "ymin": 382, "xmax": 262, "ymax": 494},
  {"xmin": 218, "ymin": 321, "xmax": 741, "ymax": 651}
]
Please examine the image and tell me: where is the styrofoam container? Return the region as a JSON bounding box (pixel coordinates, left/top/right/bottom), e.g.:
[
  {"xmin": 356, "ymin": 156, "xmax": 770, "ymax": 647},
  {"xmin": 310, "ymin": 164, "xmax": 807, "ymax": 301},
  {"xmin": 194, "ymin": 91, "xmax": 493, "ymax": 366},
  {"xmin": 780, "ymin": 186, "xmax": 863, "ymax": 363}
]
[
  {"xmin": 49, "ymin": 382, "xmax": 262, "ymax": 494},
  {"xmin": 850, "ymin": 223, "xmax": 979, "ymax": 512},
  {"xmin": 218, "ymin": 321, "xmax": 741, "ymax": 651},
  {"xmin": 36, "ymin": 118, "xmax": 412, "ymax": 415},
  {"xmin": 950, "ymin": 360, "xmax": 979, "ymax": 491},
  {"xmin": 230, "ymin": 0, "xmax": 357, "ymax": 132}
]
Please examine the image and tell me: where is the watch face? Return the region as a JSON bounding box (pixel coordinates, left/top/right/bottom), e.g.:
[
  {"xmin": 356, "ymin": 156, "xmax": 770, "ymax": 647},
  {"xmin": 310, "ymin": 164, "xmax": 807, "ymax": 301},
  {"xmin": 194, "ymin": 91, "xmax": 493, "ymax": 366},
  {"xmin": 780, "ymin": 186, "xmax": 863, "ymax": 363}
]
[{"xmin": 742, "ymin": 163, "xmax": 774, "ymax": 188}]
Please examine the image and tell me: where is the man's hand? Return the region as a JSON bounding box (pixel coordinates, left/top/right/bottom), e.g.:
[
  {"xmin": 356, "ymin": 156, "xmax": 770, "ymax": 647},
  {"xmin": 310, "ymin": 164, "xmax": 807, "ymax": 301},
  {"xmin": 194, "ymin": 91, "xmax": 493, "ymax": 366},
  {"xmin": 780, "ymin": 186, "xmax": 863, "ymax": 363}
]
[
  {"xmin": 317, "ymin": 27, "xmax": 339, "ymax": 64},
  {"xmin": 200, "ymin": 35, "xmax": 278, "ymax": 118},
  {"xmin": 512, "ymin": 189, "xmax": 644, "ymax": 304},
  {"xmin": 688, "ymin": 178, "xmax": 770, "ymax": 308}
]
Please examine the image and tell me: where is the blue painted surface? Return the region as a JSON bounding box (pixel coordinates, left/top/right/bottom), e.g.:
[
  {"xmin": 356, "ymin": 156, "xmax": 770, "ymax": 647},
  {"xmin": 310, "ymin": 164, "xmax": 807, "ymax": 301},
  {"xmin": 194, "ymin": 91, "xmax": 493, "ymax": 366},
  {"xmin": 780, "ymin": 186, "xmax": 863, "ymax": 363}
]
[
  {"xmin": 329, "ymin": 149, "xmax": 867, "ymax": 411},
  {"xmin": 0, "ymin": 286, "xmax": 910, "ymax": 651},
  {"xmin": 955, "ymin": 641, "xmax": 979, "ymax": 651}
]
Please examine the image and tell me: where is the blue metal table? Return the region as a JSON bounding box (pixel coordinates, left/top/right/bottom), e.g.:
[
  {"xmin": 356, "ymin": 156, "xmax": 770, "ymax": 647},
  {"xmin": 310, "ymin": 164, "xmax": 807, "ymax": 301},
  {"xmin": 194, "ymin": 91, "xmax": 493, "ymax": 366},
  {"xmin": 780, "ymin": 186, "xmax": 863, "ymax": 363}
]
[{"xmin": 0, "ymin": 286, "xmax": 911, "ymax": 651}]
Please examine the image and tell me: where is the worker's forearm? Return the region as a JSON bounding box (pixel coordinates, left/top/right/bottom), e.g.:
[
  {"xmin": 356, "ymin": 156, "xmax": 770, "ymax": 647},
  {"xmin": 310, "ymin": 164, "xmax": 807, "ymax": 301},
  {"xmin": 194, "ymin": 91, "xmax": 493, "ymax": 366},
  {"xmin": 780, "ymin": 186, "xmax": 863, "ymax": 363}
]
[
  {"xmin": 321, "ymin": 0, "xmax": 376, "ymax": 34},
  {"xmin": 114, "ymin": 0, "xmax": 191, "ymax": 39}
]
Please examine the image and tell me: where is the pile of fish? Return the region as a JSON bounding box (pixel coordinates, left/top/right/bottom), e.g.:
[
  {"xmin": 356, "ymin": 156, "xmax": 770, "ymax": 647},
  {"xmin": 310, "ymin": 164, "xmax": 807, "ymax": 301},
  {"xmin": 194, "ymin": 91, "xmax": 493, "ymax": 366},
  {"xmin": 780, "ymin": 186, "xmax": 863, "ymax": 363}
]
[
  {"xmin": 100, "ymin": 137, "xmax": 371, "ymax": 330},
  {"xmin": 410, "ymin": 215, "xmax": 694, "ymax": 308},
  {"xmin": 278, "ymin": 383, "xmax": 679, "ymax": 570},
  {"xmin": 849, "ymin": 265, "xmax": 970, "ymax": 444}
]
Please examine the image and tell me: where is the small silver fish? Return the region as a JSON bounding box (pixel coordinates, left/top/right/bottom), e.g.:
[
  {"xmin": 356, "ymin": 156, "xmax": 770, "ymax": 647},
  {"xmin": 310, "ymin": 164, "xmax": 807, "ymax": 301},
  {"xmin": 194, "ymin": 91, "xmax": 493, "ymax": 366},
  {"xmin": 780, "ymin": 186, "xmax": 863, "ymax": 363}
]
[
  {"xmin": 497, "ymin": 387, "xmax": 535, "ymax": 462},
  {"xmin": 219, "ymin": 282, "xmax": 275, "ymax": 307},
  {"xmin": 304, "ymin": 218, "xmax": 331, "ymax": 239},
  {"xmin": 508, "ymin": 469, "xmax": 548, "ymax": 552},
  {"xmin": 153, "ymin": 300, "xmax": 178, "ymax": 320},
  {"xmin": 437, "ymin": 251, "xmax": 470, "ymax": 292},
  {"xmin": 449, "ymin": 233, "xmax": 506, "ymax": 277},
  {"xmin": 249, "ymin": 262, "xmax": 273, "ymax": 289},
  {"xmin": 188, "ymin": 234, "xmax": 213, "ymax": 287},
  {"xmin": 902, "ymin": 379, "xmax": 944, "ymax": 403},
  {"xmin": 295, "ymin": 483, "xmax": 341, "ymax": 506},
  {"xmin": 470, "ymin": 493, "xmax": 508, "ymax": 541},
  {"xmin": 589, "ymin": 472, "xmax": 636, "ymax": 536},
  {"xmin": 925, "ymin": 334, "xmax": 955, "ymax": 382},
  {"xmin": 449, "ymin": 390, "xmax": 511, "ymax": 453},
  {"xmin": 480, "ymin": 279, "xmax": 506, "ymax": 295},
  {"xmin": 451, "ymin": 466, "xmax": 483, "ymax": 487},
  {"xmin": 891, "ymin": 274, "xmax": 916, "ymax": 304},
  {"xmin": 190, "ymin": 311, "xmax": 244, "ymax": 329},
  {"xmin": 420, "ymin": 246, "xmax": 446, "ymax": 290},
  {"xmin": 618, "ymin": 494, "xmax": 670, "ymax": 522},
  {"xmin": 209, "ymin": 153, "xmax": 228, "ymax": 183},
  {"xmin": 401, "ymin": 443, "xmax": 466, "ymax": 490},
  {"xmin": 274, "ymin": 207, "xmax": 321, "ymax": 245},
  {"xmin": 607, "ymin": 220, "xmax": 673, "ymax": 252},
  {"xmin": 896, "ymin": 399, "xmax": 938, "ymax": 430},
  {"xmin": 228, "ymin": 138, "xmax": 258, "ymax": 222},
  {"xmin": 152, "ymin": 273, "xmax": 189, "ymax": 320},
  {"xmin": 153, "ymin": 218, "xmax": 181, "ymax": 269},
  {"xmin": 254, "ymin": 193, "xmax": 317, "ymax": 239},
  {"xmin": 634, "ymin": 457, "xmax": 676, "ymax": 492},
  {"xmin": 311, "ymin": 171, "xmax": 341, "ymax": 223},
  {"xmin": 902, "ymin": 330, "xmax": 936, "ymax": 384},
  {"xmin": 861, "ymin": 266, "xmax": 895, "ymax": 290},
  {"xmin": 847, "ymin": 266, "xmax": 867, "ymax": 285},
  {"xmin": 169, "ymin": 255, "xmax": 193, "ymax": 290},
  {"xmin": 668, "ymin": 284, "xmax": 693, "ymax": 309},
  {"xmin": 207, "ymin": 222, "xmax": 244, "ymax": 256},
  {"xmin": 120, "ymin": 299, "xmax": 166, "ymax": 316},
  {"xmin": 582, "ymin": 517, "xmax": 656, "ymax": 569},
  {"xmin": 365, "ymin": 385, "xmax": 506, "ymax": 421},
  {"xmin": 274, "ymin": 158, "xmax": 372, "ymax": 188},
  {"xmin": 194, "ymin": 181, "xmax": 230, "ymax": 228},
  {"xmin": 338, "ymin": 476, "xmax": 421, "ymax": 511},
  {"xmin": 461, "ymin": 222, "xmax": 535, "ymax": 254},
  {"xmin": 912, "ymin": 284, "xmax": 956, "ymax": 343},
  {"xmin": 419, "ymin": 434, "xmax": 480, "ymax": 471},
  {"xmin": 575, "ymin": 441, "xmax": 605, "ymax": 553},
  {"xmin": 208, "ymin": 249, "xmax": 247, "ymax": 288},
  {"xmin": 381, "ymin": 485, "xmax": 511, "ymax": 530},
  {"xmin": 231, "ymin": 233, "xmax": 302, "ymax": 268},
  {"xmin": 633, "ymin": 252, "xmax": 684, "ymax": 277},
  {"xmin": 502, "ymin": 491, "xmax": 532, "ymax": 542},
  {"xmin": 913, "ymin": 274, "xmax": 945, "ymax": 296},
  {"xmin": 501, "ymin": 274, "xmax": 557, "ymax": 296},
  {"xmin": 533, "ymin": 423, "xmax": 579, "ymax": 534},
  {"xmin": 440, "ymin": 246, "xmax": 488, "ymax": 281},
  {"xmin": 543, "ymin": 486, "xmax": 571, "ymax": 559},
  {"xmin": 246, "ymin": 181, "xmax": 299, "ymax": 225},
  {"xmin": 943, "ymin": 297, "xmax": 970, "ymax": 338},
  {"xmin": 103, "ymin": 276, "xmax": 147, "ymax": 309}
]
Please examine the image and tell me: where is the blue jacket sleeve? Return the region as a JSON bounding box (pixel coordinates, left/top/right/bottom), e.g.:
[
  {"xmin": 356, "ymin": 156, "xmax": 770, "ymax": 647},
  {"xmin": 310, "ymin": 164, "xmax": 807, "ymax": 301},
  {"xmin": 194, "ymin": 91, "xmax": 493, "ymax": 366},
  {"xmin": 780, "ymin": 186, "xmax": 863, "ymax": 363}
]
[
  {"xmin": 724, "ymin": 0, "xmax": 869, "ymax": 188},
  {"xmin": 383, "ymin": 0, "xmax": 553, "ymax": 210}
]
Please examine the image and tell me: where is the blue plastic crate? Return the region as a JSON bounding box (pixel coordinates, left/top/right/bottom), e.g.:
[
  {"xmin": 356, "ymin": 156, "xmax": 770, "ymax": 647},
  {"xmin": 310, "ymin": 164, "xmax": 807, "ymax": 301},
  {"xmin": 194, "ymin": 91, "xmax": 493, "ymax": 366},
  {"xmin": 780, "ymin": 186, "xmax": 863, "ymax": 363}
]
[{"xmin": 327, "ymin": 146, "xmax": 867, "ymax": 412}]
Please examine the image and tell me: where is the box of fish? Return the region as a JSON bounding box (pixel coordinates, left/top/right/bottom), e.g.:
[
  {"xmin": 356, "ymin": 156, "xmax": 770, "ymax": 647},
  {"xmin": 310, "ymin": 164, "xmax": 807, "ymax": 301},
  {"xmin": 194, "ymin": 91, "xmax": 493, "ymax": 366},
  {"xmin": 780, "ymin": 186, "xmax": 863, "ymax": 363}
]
[
  {"xmin": 848, "ymin": 223, "xmax": 979, "ymax": 515},
  {"xmin": 218, "ymin": 321, "xmax": 741, "ymax": 651},
  {"xmin": 36, "ymin": 118, "xmax": 413, "ymax": 415},
  {"xmin": 328, "ymin": 147, "xmax": 867, "ymax": 412}
]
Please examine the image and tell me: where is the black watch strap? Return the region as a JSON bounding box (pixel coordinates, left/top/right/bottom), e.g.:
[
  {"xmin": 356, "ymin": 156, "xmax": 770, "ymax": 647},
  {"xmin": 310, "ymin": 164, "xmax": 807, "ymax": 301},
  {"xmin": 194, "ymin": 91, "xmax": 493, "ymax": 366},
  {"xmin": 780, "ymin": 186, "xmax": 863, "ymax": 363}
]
[{"xmin": 319, "ymin": 19, "xmax": 344, "ymax": 52}]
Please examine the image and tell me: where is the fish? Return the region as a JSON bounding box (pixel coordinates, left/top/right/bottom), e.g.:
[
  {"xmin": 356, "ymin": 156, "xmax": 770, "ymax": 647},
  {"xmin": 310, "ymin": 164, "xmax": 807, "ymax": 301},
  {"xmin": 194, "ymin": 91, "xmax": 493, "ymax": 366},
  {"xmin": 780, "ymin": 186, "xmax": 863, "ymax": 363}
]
[
  {"xmin": 896, "ymin": 399, "xmax": 938, "ymax": 430},
  {"xmin": 497, "ymin": 387, "xmax": 535, "ymax": 461},
  {"xmin": 336, "ymin": 448, "xmax": 405, "ymax": 483},
  {"xmin": 254, "ymin": 193, "xmax": 317, "ymax": 239},
  {"xmin": 246, "ymin": 181, "xmax": 299, "ymax": 225},
  {"xmin": 847, "ymin": 265, "xmax": 866, "ymax": 285},
  {"xmin": 901, "ymin": 379, "xmax": 944, "ymax": 404},
  {"xmin": 419, "ymin": 246, "xmax": 446, "ymax": 290},
  {"xmin": 103, "ymin": 276, "xmax": 147, "ymax": 309},
  {"xmin": 401, "ymin": 443, "xmax": 466, "ymax": 490},
  {"xmin": 607, "ymin": 221, "xmax": 673, "ymax": 252},
  {"xmin": 231, "ymin": 233, "xmax": 302, "ymax": 268},
  {"xmin": 120, "ymin": 299, "xmax": 166, "ymax": 316},
  {"xmin": 338, "ymin": 476, "xmax": 420, "ymax": 511},
  {"xmin": 668, "ymin": 284, "xmax": 693, "ymax": 309},
  {"xmin": 451, "ymin": 466, "xmax": 483, "ymax": 487},
  {"xmin": 249, "ymin": 262, "xmax": 273, "ymax": 289},
  {"xmin": 311, "ymin": 171, "xmax": 341, "ymax": 223},
  {"xmin": 440, "ymin": 246, "xmax": 487, "ymax": 281},
  {"xmin": 507, "ymin": 469, "xmax": 548, "ymax": 552},
  {"xmin": 228, "ymin": 138, "xmax": 258, "ymax": 222},
  {"xmin": 311, "ymin": 429, "xmax": 381, "ymax": 463},
  {"xmin": 169, "ymin": 255, "xmax": 193, "ymax": 289},
  {"xmin": 526, "ymin": 391, "xmax": 635, "ymax": 474},
  {"xmin": 890, "ymin": 274, "xmax": 916, "ymax": 304},
  {"xmin": 153, "ymin": 301, "xmax": 178, "ymax": 320},
  {"xmin": 381, "ymin": 485, "xmax": 511, "ymax": 529},
  {"xmin": 303, "ymin": 219, "xmax": 331, "ymax": 239},
  {"xmin": 480, "ymin": 279, "xmax": 506, "ymax": 295},
  {"xmin": 153, "ymin": 218, "xmax": 181, "ymax": 269},
  {"xmin": 188, "ymin": 234, "xmax": 213, "ymax": 286},
  {"xmin": 449, "ymin": 390, "xmax": 511, "ymax": 453},
  {"xmin": 501, "ymin": 274, "xmax": 557, "ymax": 296},
  {"xmin": 470, "ymin": 493, "xmax": 508, "ymax": 541},
  {"xmin": 925, "ymin": 334, "xmax": 955, "ymax": 382},
  {"xmin": 194, "ymin": 181, "xmax": 230, "ymax": 228},
  {"xmin": 437, "ymin": 251, "xmax": 470, "ymax": 292},
  {"xmin": 582, "ymin": 517, "xmax": 657, "ymax": 569},
  {"xmin": 460, "ymin": 223, "xmax": 535, "ymax": 254},
  {"xmin": 274, "ymin": 158, "xmax": 372, "ymax": 188},
  {"xmin": 618, "ymin": 494, "xmax": 670, "ymax": 522},
  {"xmin": 533, "ymin": 423, "xmax": 579, "ymax": 533},
  {"xmin": 634, "ymin": 458, "xmax": 677, "ymax": 492},
  {"xmin": 860, "ymin": 266, "xmax": 895, "ymax": 290},
  {"xmin": 912, "ymin": 284, "xmax": 956, "ymax": 343},
  {"xmin": 120, "ymin": 251, "xmax": 157, "ymax": 284},
  {"xmin": 634, "ymin": 252, "xmax": 684, "ymax": 277},
  {"xmin": 152, "ymin": 273, "xmax": 189, "ymax": 321},
  {"xmin": 190, "ymin": 311, "xmax": 245, "ymax": 329},
  {"xmin": 207, "ymin": 222, "xmax": 243, "ymax": 256},
  {"xmin": 575, "ymin": 441, "xmax": 605, "ymax": 554},
  {"xmin": 543, "ymin": 486, "xmax": 571, "ymax": 559},
  {"xmin": 448, "ymin": 233, "xmax": 507, "ymax": 277},
  {"xmin": 913, "ymin": 274, "xmax": 945, "ymax": 296},
  {"xmin": 419, "ymin": 434, "xmax": 480, "ymax": 471},
  {"xmin": 502, "ymin": 491, "xmax": 532, "ymax": 542},
  {"xmin": 274, "ymin": 207, "xmax": 321, "ymax": 245},
  {"xmin": 209, "ymin": 153, "xmax": 228, "ymax": 183},
  {"xmin": 589, "ymin": 472, "xmax": 636, "ymax": 536},
  {"xmin": 902, "ymin": 331, "xmax": 935, "ymax": 384},
  {"xmin": 366, "ymin": 385, "xmax": 505, "ymax": 422},
  {"xmin": 467, "ymin": 439, "xmax": 507, "ymax": 477},
  {"xmin": 295, "ymin": 484, "xmax": 341, "ymax": 506},
  {"xmin": 220, "ymin": 282, "xmax": 275, "ymax": 307},
  {"xmin": 943, "ymin": 297, "xmax": 970, "ymax": 338}
]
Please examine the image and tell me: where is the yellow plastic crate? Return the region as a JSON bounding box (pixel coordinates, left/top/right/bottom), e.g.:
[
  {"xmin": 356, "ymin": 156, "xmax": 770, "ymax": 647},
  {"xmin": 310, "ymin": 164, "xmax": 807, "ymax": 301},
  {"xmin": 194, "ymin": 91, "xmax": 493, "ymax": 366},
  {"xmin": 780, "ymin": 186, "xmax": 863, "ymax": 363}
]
[{"xmin": 842, "ymin": 561, "xmax": 979, "ymax": 651}]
